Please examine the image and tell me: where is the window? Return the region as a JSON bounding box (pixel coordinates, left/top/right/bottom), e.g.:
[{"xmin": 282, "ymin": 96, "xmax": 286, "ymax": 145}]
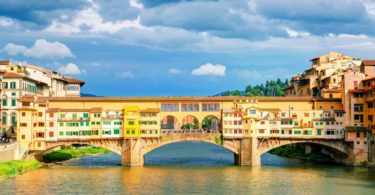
[
  {"xmin": 2, "ymin": 114, "xmax": 6, "ymax": 124},
  {"xmin": 22, "ymin": 135, "xmax": 25, "ymax": 139},
  {"xmin": 36, "ymin": 132, "xmax": 44, "ymax": 138},
  {"xmin": 22, "ymin": 112, "xmax": 26, "ymax": 117},
  {"xmin": 59, "ymin": 131, "xmax": 64, "ymax": 136},
  {"xmin": 2, "ymin": 99, "xmax": 7, "ymax": 106},
  {"xmin": 49, "ymin": 132, "xmax": 54, "ymax": 137},
  {"xmin": 353, "ymin": 93, "xmax": 363, "ymax": 98},
  {"xmin": 49, "ymin": 122, "xmax": 54, "ymax": 127},
  {"xmin": 49, "ymin": 113, "xmax": 54, "ymax": 118},
  {"xmin": 38, "ymin": 112, "xmax": 43, "ymax": 117},
  {"xmin": 60, "ymin": 113, "xmax": 65, "ymax": 118},
  {"xmin": 249, "ymin": 109, "xmax": 256, "ymax": 115},
  {"xmin": 10, "ymin": 82, "xmax": 16, "ymax": 89},
  {"xmin": 11, "ymin": 99, "xmax": 16, "ymax": 107},
  {"xmin": 354, "ymin": 104, "xmax": 363, "ymax": 112},
  {"xmin": 59, "ymin": 123, "xmax": 64, "ymax": 127},
  {"xmin": 22, "ymin": 102, "xmax": 30, "ymax": 107},
  {"xmin": 72, "ymin": 113, "xmax": 77, "ymax": 119},
  {"xmin": 128, "ymin": 121, "xmax": 135, "ymax": 125},
  {"xmin": 20, "ymin": 123, "xmax": 27, "ymax": 127},
  {"xmin": 83, "ymin": 113, "xmax": 89, "ymax": 118},
  {"xmin": 161, "ymin": 103, "xmax": 179, "ymax": 112},
  {"xmin": 354, "ymin": 114, "xmax": 364, "ymax": 122},
  {"xmin": 114, "ymin": 129, "xmax": 120, "ymax": 134}
]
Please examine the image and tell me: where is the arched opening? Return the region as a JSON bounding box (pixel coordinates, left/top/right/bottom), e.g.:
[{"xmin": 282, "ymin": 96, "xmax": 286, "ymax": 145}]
[
  {"xmin": 41, "ymin": 143, "xmax": 121, "ymax": 166},
  {"xmin": 261, "ymin": 142, "xmax": 347, "ymax": 166},
  {"xmin": 201, "ymin": 115, "xmax": 220, "ymax": 133},
  {"xmin": 161, "ymin": 115, "xmax": 179, "ymax": 133},
  {"xmin": 181, "ymin": 115, "xmax": 199, "ymax": 132},
  {"xmin": 144, "ymin": 141, "xmax": 235, "ymax": 165}
]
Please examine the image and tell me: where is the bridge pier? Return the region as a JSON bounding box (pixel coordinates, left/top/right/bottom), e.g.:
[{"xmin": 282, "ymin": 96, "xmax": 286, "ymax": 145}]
[
  {"xmin": 121, "ymin": 138, "xmax": 144, "ymax": 166},
  {"xmin": 237, "ymin": 137, "xmax": 260, "ymax": 166}
]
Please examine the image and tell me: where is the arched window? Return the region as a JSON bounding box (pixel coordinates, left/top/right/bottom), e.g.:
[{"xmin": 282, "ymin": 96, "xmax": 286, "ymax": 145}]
[{"xmin": 11, "ymin": 112, "xmax": 16, "ymax": 125}]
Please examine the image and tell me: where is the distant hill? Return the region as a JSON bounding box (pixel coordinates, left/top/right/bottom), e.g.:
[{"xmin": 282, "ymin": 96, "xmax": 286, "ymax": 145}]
[{"xmin": 80, "ymin": 93, "xmax": 101, "ymax": 97}]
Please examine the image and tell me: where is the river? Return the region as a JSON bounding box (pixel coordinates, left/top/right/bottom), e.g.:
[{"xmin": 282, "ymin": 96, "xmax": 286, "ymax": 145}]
[{"xmin": 1, "ymin": 142, "xmax": 375, "ymax": 194}]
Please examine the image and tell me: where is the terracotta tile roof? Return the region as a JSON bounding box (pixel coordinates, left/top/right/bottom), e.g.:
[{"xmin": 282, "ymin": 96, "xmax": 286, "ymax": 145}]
[
  {"xmin": 16, "ymin": 108, "xmax": 37, "ymax": 111},
  {"xmin": 362, "ymin": 60, "xmax": 375, "ymax": 66},
  {"xmin": 322, "ymin": 88, "xmax": 342, "ymax": 93},
  {"xmin": 90, "ymin": 107, "xmax": 102, "ymax": 113},
  {"xmin": 3, "ymin": 72, "xmax": 25, "ymax": 78},
  {"xmin": 65, "ymin": 77, "xmax": 85, "ymax": 85},
  {"xmin": 140, "ymin": 108, "xmax": 160, "ymax": 113},
  {"xmin": 349, "ymin": 89, "xmax": 367, "ymax": 93},
  {"xmin": 363, "ymin": 75, "xmax": 375, "ymax": 81},
  {"xmin": 0, "ymin": 60, "xmax": 10, "ymax": 65},
  {"xmin": 46, "ymin": 108, "xmax": 60, "ymax": 113}
]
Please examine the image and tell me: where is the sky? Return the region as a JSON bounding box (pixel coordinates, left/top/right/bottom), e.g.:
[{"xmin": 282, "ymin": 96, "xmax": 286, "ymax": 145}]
[{"xmin": 1, "ymin": 0, "xmax": 375, "ymax": 96}]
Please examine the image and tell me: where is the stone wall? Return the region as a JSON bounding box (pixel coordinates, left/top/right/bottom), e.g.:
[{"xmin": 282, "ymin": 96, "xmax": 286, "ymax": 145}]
[{"xmin": 0, "ymin": 142, "xmax": 19, "ymax": 162}]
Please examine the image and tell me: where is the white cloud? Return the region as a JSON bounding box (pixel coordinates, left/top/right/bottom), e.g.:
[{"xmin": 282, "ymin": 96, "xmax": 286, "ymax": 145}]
[
  {"xmin": 191, "ymin": 63, "xmax": 226, "ymax": 77},
  {"xmin": 0, "ymin": 17, "xmax": 13, "ymax": 27},
  {"xmin": 3, "ymin": 39, "xmax": 74, "ymax": 59},
  {"xmin": 285, "ymin": 28, "xmax": 310, "ymax": 38},
  {"xmin": 58, "ymin": 63, "xmax": 83, "ymax": 75},
  {"xmin": 44, "ymin": 1, "xmax": 143, "ymax": 34},
  {"xmin": 168, "ymin": 68, "xmax": 182, "ymax": 75},
  {"xmin": 116, "ymin": 71, "xmax": 135, "ymax": 78},
  {"xmin": 3, "ymin": 43, "xmax": 27, "ymax": 55},
  {"xmin": 129, "ymin": 0, "xmax": 143, "ymax": 9}
]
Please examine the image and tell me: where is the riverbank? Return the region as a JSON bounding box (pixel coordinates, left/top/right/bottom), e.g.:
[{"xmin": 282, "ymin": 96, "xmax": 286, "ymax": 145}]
[
  {"xmin": 0, "ymin": 160, "xmax": 41, "ymax": 180},
  {"xmin": 43, "ymin": 147, "xmax": 111, "ymax": 163},
  {"xmin": 270, "ymin": 144, "xmax": 333, "ymax": 162}
]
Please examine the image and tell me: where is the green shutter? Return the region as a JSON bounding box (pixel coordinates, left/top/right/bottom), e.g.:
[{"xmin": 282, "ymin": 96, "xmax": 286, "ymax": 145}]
[
  {"xmin": 11, "ymin": 99, "xmax": 16, "ymax": 107},
  {"xmin": 2, "ymin": 99, "xmax": 7, "ymax": 106},
  {"xmin": 11, "ymin": 115, "xmax": 16, "ymax": 124}
]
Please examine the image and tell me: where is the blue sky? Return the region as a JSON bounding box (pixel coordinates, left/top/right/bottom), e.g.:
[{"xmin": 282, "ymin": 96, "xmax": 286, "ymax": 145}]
[{"xmin": 1, "ymin": 0, "xmax": 375, "ymax": 96}]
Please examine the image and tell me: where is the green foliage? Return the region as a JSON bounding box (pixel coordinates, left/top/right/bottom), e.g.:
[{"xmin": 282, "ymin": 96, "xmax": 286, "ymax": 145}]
[
  {"xmin": 245, "ymin": 78, "xmax": 289, "ymax": 97},
  {"xmin": 215, "ymin": 135, "xmax": 223, "ymax": 145},
  {"xmin": 43, "ymin": 147, "xmax": 110, "ymax": 163},
  {"xmin": 0, "ymin": 160, "xmax": 41, "ymax": 178},
  {"xmin": 220, "ymin": 78, "xmax": 289, "ymax": 97},
  {"xmin": 270, "ymin": 144, "xmax": 333, "ymax": 162}
]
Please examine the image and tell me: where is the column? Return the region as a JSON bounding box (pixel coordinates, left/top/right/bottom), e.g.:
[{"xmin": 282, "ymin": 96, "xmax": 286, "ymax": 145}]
[{"xmin": 121, "ymin": 138, "xmax": 144, "ymax": 166}]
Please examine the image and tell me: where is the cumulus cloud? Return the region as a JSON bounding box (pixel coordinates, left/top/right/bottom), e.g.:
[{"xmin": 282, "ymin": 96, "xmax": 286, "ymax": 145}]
[
  {"xmin": 191, "ymin": 63, "xmax": 226, "ymax": 77},
  {"xmin": 285, "ymin": 28, "xmax": 310, "ymax": 38},
  {"xmin": 116, "ymin": 71, "xmax": 135, "ymax": 78},
  {"xmin": 168, "ymin": 68, "xmax": 182, "ymax": 75},
  {"xmin": 3, "ymin": 39, "xmax": 74, "ymax": 59},
  {"xmin": 58, "ymin": 63, "xmax": 83, "ymax": 75},
  {"xmin": 44, "ymin": 1, "xmax": 143, "ymax": 34},
  {"xmin": 129, "ymin": 0, "xmax": 144, "ymax": 9}
]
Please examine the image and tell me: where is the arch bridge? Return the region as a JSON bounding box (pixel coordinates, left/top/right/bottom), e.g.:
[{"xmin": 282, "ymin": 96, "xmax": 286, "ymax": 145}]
[{"xmin": 38, "ymin": 134, "xmax": 352, "ymax": 166}]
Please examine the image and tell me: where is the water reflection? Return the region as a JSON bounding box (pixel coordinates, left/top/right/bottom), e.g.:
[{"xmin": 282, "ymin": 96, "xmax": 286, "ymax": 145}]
[{"xmin": 1, "ymin": 142, "xmax": 375, "ymax": 194}]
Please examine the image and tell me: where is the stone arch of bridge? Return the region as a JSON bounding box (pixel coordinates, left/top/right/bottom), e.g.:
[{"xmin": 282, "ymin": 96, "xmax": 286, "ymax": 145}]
[
  {"xmin": 258, "ymin": 139, "xmax": 347, "ymax": 157},
  {"xmin": 42, "ymin": 139, "xmax": 123, "ymax": 155},
  {"xmin": 142, "ymin": 139, "xmax": 239, "ymax": 157}
]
